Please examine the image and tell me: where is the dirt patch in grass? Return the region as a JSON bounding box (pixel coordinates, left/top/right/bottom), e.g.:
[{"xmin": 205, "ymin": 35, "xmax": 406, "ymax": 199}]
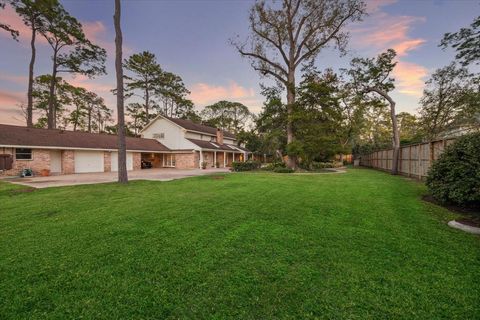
[
  {"xmin": 422, "ymin": 195, "xmax": 480, "ymax": 227},
  {"xmin": 211, "ymin": 175, "xmax": 225, "ymax": 180}
]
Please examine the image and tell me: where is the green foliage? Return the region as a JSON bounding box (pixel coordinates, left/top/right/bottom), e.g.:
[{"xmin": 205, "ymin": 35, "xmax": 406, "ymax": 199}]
[
  {"xmin": 272, "ymin": 167, "xmax": 294, "ymax": 173},
  {"xmin": 123, "ymin": 51, "xmax": 197, "ymax": 129},
  {"xmin": 311, "ymin": 161, "xmax": 336, "ymax": 170},
  {"xmin": 426, "ymin": 133, "xmax": 480, "ymax": 205},
  {"xmin": 231, "ymin": 160, "xmax": 261, "ymax": 172},
  {"xmin": 419, "ymin": 63, "xmax": 480, "ymax": 139},
  {"xmin": 261, "ymin": 161, "xmax": 286, "ymax": 171},
  {"xmin": 201, "ymin": 100, "xmax": 252, "ymax": 134},
  {"xmin": 441, "ymin": 16, "xmax": 480, "ymax": 66}
]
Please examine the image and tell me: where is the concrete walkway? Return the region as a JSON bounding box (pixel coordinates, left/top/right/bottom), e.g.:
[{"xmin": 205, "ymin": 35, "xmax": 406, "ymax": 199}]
[{"xmin": 2, "ymin": 168, "xmax": 230, "ymax": 188}]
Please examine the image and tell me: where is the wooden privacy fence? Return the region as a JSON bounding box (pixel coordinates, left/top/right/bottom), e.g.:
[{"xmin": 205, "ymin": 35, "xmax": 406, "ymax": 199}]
[{"xmin": 359, "ymin": 138, "xmax": 456, "ymax": 179}]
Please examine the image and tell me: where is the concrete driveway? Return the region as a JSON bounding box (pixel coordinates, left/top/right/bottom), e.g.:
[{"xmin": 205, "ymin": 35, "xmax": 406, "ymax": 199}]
[{"xmin": 2, "ymin": 168, "xmax": 230, "ymax": 188}]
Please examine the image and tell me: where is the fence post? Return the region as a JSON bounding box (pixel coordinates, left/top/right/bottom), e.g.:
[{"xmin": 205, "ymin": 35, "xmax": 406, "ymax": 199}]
[{"xmin": 408, "ymin": 145, "xmax": 412, "ymax": 177}]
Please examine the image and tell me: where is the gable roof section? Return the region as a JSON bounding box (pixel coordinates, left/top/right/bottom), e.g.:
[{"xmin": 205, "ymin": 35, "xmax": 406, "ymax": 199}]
[
  {"xmin": 166, "ymin": 117, "xmax": 236, "ymax": 139},
  {"xmin": 0, "ymin": 124, "xmax": 170, "ymax": 152},
  {"xmin": 143, "ymin": 115, "xmax": 236, "ymax": 139},
  {"xmin": 187, "ymin": 138, "xmax": 249, "ymax": 152}
]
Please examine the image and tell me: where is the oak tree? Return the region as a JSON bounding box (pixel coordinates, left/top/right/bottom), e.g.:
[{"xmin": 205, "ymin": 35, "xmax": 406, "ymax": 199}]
[{"xmin": 233, "ymin": 0, "xmax": 365, "ymax": 167}]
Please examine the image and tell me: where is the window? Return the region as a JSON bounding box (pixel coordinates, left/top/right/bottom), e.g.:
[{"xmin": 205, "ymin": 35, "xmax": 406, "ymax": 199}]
[
  {"xmin": 15, "ymin": 148, "xmax": 32, "ymax": 160},
  {"xmin": 163, "ymin": 154, "xmax": 176, "ymax": 167},
  {"xmin": 153, "ymin": 133, "xmax": 165, "ymax": 139}
]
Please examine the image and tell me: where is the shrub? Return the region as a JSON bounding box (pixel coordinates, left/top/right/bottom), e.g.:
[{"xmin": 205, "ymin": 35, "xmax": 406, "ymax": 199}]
[
  {"xmin": 231, "ymin": 160, "xmax": 261, "ymax": 172},
  {"xmin": 311, "ymin": 161, "xmax": 337, "ymax": 170},
  {"xmin": 426, "ymin": 133, "xmax": 480, "ymax": 205},
  {"xmin": 262, "ymin": 161, "xmax": 286, "ymax": 171},
  {"xmin": 273, "ymin": 167, "xmax": 294, "ymax": 173}
]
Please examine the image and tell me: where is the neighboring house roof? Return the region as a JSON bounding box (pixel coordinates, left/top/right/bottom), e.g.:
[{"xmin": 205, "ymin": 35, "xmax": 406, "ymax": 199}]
[
  {"xmin": 186, "ymin": 138, "xmax": 249, "ymax": 152},
  {"xmin": 0, "ymin": 124, "xmax": 170, "ymax": 152},
  {"xmin": 162, "ymin": 116, "xmax": 236, "ymax": 139}
]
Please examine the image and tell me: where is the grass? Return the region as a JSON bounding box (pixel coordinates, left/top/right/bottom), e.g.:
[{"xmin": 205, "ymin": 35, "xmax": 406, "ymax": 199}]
[{"xmin": 0, "ymin": 168, "xmax": 479, "ymax": 319}]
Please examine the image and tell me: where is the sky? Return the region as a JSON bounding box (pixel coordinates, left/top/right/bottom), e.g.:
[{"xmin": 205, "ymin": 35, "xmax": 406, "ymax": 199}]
[{"xmin": 0, "ymin": 0, "xmax": 478, "ymax": 126}]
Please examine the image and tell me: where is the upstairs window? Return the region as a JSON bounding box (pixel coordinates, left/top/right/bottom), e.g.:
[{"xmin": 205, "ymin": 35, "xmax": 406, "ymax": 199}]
[
  {"xmin": 15, "ymin": 148, "xmax": 32, "ymax": 160},
  {"xmin": 153, "ymin": 133, "xmax": 165, "ymax": 139}
]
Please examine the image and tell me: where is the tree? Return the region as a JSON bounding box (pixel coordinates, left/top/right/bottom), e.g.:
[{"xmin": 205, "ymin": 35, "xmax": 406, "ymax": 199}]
[
  {"xmin": 83, "ymin": 90, "xmax": 109, "ymax": 133},
  {"xmin": 157, "ymin": 71, "xmax": 195, "ymax": 119},
  {"xmin": 68, "ymin": 86, "xmax": 88, "ymax": 131},
  {"xmin": 12, "ymin": 0, "xmax": 50, "ymax": 127},
  {"xmin": 114, "ymin": 0, "xmax": 128, "ymax": 183},
  {"xmin": 42, "ymin": 2, "xmax": 106, "ymax": 129},
  {"xmin": 233, "ymin": 0, "xmax": 365, "ymax": 167},
  {"xmin": 0, "ymin": 0, "xmax": 19, "ymax": 40},
  {"xmin": 441, "ymin": 16, "xmax": 480, "ymax": 66},
  {"xmin": 32, "ymin": 74, "xmax": 72, "ymax": 128},
  {"xmin": 396, "ymin": 112, "xmax": 422, "ymax": 144},
  {"xmin": 126, "ymin": 102, "xmax": 146, "ymax": 135},
  {"xmin": 347, "ymin": 49, "xmax": 400, "ymax": 175},
  {"xmin": 123, "ymin": 51, "xmax": 162, "ymax": 120},
  {"xmin": 123, "ymin": 51, "xmax": 196, "ymax": 126},
  {"xmin": 201, "ymin": 100, "xmax": 252, "ymax": 134},
  {"xmin": 419, "ymin": 63, "xmax": 479, "ymax": 139}
]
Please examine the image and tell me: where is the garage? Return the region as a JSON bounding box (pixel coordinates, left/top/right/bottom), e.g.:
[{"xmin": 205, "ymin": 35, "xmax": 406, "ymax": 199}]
[
  {"xmin": 74, "ymin": 150, "xmax": 104, "ymax": 173},
  {"xmin": 111, "ymin": 152, "xmax": 133, "ymax": 171}
]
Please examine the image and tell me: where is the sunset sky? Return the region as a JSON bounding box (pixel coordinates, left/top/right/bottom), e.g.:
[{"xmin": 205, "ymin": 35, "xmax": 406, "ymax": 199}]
[{"xmin": 0, "ymin": 0, "xmax": 477, "ymax": 125}]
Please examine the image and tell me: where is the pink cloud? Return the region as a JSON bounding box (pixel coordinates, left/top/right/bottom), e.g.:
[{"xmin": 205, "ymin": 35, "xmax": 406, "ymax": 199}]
[
  {"xmin": 352, "ymin": 13, "xmax": 426, "ymax": 57},
  {"xmin": 393, "ymin": 61, "xmax": 428, "ymax": 97},
  {"xmin": 366, "ymin": 0, "xmax": 397, "ymax": 13},
  {"xmin": 0, "ymin": 73, "xmax": 28, "ymax": 85},
  {"xmin": 351, "ymin": 3, "xmax": 428, "ymax": 97},
  {"xmin": 189, "ymin": 81, "xmax": 256, "ymax": 105},
  {"xmin": 0, "ymin": 91, "xmax": 25, "ymax": 125}
]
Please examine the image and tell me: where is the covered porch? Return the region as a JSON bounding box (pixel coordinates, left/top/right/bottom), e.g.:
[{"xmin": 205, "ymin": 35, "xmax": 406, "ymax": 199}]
[{"xmin": 198, "ymin": 150, "xmax": 252, "ymax": 168}]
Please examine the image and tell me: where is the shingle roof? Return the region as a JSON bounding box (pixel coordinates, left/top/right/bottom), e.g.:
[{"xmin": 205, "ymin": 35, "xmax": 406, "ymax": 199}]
[
  {"xmin": 187, "ymin": 138, "xmax": 249, "ymax": 152},
  {"xmin": 165, "ymin": 117, "xmax": 236, "ymax": 139},
  {"xmin": 0, "ymin": 124, "xmax": 170, "ymax": 152}
]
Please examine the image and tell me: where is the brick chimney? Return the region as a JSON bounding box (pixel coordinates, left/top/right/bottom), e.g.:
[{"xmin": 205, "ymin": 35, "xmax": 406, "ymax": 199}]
[{"xmin": 216, "ymin": 128, "xmax": 224, "ymax": 145}]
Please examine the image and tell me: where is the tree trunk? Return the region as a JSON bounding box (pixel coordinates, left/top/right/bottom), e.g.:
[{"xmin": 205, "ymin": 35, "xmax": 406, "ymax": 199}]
[
  {"xmin": 27, "ymin": 19, "xmax": 36, "ymax": 128},
  {"xmin": 87, "ymin": 107, "xmax": 92, "ymax": 132},
  {"xmin": 47, "ymin": 47, "xmax": 58, "ymax": 129},
  {"xmin": 390, "ymin": 101, "xmax": 400, "ymax": 175},
  {"xmin": 145, "ymin": 85, "xmax": 149, "ymax": 119},
  {"xmin": 285, "ymin": 71, "xmax": 296, "ymax": 168},
  {"xmin": 114, "ymin": 0, "xmax": 128, "ymax": 183}
]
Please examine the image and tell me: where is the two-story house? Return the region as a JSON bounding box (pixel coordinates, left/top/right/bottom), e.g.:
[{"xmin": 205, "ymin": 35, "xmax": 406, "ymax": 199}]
[{"xmin": 141, "ymin": 115, "xmax": 250, "ymax": 169}]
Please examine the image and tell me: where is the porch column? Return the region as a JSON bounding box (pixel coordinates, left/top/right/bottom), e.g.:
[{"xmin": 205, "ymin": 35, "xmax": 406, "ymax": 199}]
[
  {"xmin": 224, "ymin": 151, "xmax": 226, "ymax": 167},
  {"xmin": 214, "ymin": 151, "xmax": 217, "ymax": 168},
  {"xmin": 244, "ymin": 152, "xmax": 247, "ymax": 162},
  {"xmin": 199, "ymin": 150, "xmax": 203, "ymax": 168}
]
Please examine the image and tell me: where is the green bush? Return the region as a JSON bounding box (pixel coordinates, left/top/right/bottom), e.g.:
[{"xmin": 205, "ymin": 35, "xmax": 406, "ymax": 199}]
[
  {"xmin": 262, "ymin": 161, "xmax": 286, "ymax": 171},
  {"xmin": 426, "ymin": 133, "xmax": 480, "ymax": 205},
  {"xmin": 231, "ymin": 160, "xmax": 261, "ymax": 172},
  {"xmin": 273, "ymin": 167, "xmax": 294, "ymax": 173}
]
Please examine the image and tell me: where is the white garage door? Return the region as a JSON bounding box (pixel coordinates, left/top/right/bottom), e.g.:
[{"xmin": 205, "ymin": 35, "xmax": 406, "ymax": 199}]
[
  {"xmin": 74, "ymin": 151, "xmax": 104, "ymax": 173},
  {"xmin": 111, "ymin": 152, "xmax": 133, "ymax": 171}
]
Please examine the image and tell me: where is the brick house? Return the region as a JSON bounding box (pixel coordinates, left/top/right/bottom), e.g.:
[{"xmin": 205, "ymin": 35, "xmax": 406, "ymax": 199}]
[
  {"xmin": 0, "ymin": 118, "xmax": 250, "ymax": 176},
  {"xmin": 140, "ymin": 115, "xmax": 250, "ymax": 168}
]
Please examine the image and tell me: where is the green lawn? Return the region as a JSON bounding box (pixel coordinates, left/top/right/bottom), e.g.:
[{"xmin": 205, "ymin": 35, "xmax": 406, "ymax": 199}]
[{"xmin": 1, "ymin": 169, "xmax": 479, "ymax": 319}]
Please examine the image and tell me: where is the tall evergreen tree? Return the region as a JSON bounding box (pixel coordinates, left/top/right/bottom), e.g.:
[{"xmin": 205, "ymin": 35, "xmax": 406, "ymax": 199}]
[
  {"xmin": 42, "ymin": 1, "xmax": 106, "ymax": 128},
  {"xmin": 114, "ymin": 0, "xmax": 128, "ymax": 183},
  {"xmin": 13, "ymin": 0, "xmax": 51, "ymax": 127}
]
